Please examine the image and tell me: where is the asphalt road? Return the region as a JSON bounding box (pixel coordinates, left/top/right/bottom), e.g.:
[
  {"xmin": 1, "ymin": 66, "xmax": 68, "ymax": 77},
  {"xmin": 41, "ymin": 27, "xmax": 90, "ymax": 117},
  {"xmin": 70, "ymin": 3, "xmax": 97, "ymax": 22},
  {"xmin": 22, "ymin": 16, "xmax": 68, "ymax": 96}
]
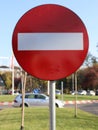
[
  {"xmin": 65, "ymin": 103, "xmax": 98, "ymax": 116},
  {"xmin": 0, "ymin": 103, "xmax": 98, "ymax": 116},
  {"xmin": 78, "ymin": 103, "xmax": 98, "ymax": 115}
]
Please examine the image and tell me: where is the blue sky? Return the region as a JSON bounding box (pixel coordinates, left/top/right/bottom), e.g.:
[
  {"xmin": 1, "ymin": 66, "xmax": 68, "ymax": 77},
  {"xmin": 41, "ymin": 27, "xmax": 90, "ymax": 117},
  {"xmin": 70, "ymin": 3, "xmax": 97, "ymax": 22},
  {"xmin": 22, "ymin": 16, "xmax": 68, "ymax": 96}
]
[{"xmin": 0, "ymin": 0, "xmax": 98, "ymax": 65}]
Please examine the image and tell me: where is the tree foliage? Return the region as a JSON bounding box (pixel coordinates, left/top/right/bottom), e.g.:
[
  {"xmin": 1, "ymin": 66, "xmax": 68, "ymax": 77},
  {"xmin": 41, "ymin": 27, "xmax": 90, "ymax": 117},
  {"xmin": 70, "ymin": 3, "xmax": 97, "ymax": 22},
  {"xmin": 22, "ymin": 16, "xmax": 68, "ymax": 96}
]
[
  {"xmin": 1, "ymin": 72, "xmax": 12, "ymax": 90},
  {"xmin": 83, "ymin": 52, "xmax": 98, "ymax": 67},
  {"xmin": 79, "ymin": 64, "xmax": 98, "ymax": 90},
  {"xmin": 26, "ymin": 74, "xmax": 48, "ymax": 92}
]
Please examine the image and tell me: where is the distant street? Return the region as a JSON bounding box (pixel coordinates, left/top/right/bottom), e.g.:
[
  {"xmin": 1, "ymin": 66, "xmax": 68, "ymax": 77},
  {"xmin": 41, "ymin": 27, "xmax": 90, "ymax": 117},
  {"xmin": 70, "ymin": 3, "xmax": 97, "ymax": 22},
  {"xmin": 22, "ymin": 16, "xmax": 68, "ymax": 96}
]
[
  {"xmin": 0, "ymin": 102, "xmax": 98, "ymax": 116},
  {"xmin": 65, "ymin": 103, "xmax": 98, "ymax": 116},
  {"xmin": 78, "ymin": 103, "xmax": 98, "ymax": 115}
]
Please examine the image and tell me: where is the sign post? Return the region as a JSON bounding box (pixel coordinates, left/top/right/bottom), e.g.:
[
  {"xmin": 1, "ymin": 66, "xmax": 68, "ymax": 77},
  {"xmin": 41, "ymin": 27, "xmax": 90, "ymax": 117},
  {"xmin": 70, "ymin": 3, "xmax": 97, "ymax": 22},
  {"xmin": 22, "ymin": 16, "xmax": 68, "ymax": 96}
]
[
  {"xmin": 61, "ymin": 81, "xmax": 64, "ymax": 102},
  {"xmin": 74, "ymin": 72, "xmax": 78, "ymax": 118},
  {"xmin": 49, "ymin": 81, "xmax": 56, "ymax": 130},
  {"xmin": 12, "ymin": 4, "xmax": 89, "ymax": 130}
]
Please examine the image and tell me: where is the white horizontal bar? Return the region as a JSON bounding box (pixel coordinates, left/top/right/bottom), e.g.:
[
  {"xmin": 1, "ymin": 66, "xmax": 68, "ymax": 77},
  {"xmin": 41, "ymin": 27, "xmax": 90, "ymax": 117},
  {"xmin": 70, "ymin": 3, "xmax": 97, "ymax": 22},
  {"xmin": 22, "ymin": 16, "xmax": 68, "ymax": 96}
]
[{"xmin": 18, "ymin": 33, "xmax": 83, "ymax": 50}]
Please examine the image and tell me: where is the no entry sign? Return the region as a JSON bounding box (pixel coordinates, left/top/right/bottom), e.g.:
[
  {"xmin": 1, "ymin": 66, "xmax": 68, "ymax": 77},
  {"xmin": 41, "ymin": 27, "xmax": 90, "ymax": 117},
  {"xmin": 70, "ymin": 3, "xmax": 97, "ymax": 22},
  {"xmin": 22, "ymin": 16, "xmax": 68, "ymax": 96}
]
[{"xmin": 12, "ymin": 4, "xmax": 89, "ymax": 80}]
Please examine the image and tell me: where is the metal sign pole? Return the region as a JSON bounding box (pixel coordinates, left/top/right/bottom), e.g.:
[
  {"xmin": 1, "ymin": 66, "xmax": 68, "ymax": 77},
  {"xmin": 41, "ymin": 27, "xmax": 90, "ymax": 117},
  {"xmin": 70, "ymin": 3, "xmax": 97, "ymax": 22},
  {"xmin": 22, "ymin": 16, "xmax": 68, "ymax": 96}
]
[
  {"xmin": 72, "ymin": 74, "xmax": 75, "ymax": 92},
  {"xmin": 47, "ymin": 81, "xmax": 50, "ymax": 95},
  {"xmin": 12, "ymin": 65, "xmax": 14, "ymax": 95},
  {"xmin": 49, "ymin": 81, "xmax": 56, "ymax": 130},
  {"xmin": 11, "ymin": 54, "xmax": 14, "ymax": 95},
  {"xmin": 74, "ymin": 72, "xmax": 77, "ymax": 118},
  {"xmin": 61, "ymin": 81, "xmax": 63, "ymax": 102}
]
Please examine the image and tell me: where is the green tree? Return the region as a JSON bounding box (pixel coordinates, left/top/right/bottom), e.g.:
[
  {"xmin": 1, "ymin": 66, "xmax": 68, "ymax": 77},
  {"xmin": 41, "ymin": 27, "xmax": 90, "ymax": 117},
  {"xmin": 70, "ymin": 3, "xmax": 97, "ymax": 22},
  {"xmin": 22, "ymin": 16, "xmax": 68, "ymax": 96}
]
[
  {"xmin": 83, "ymin": 52, "xmax": 98, "ymax": 67},
  {"xmin": 26, "ymin": 74, "xmax": 48, "ymax": 92},
  {"xmin": 78, "ymin": 64, "xmax": 98, "ymax": 90},
  {"xmin": 1, "ymin": 72, "xmax": 12, "ymax": 90}
]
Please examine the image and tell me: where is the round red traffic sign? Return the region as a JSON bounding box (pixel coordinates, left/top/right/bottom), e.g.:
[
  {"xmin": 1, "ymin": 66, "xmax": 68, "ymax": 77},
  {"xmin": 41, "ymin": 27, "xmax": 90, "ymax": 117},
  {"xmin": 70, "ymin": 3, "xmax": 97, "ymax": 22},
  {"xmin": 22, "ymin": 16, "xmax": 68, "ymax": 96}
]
[{"xmin": 12, "ymin": 4, "xmax": 89, "ymax": 80}]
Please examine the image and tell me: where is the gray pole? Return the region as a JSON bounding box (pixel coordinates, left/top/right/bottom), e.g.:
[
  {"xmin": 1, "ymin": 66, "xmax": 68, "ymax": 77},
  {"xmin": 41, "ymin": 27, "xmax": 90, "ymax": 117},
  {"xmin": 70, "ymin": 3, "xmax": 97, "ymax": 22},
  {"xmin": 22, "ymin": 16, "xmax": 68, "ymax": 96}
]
[
  {"xmin": 49, "ymin": 81, "xmax": 56, "ymax": 130},
  {"xmin": 72, "ymin": 74, "xmax": 74, "ymax": 92},
  {"xmin": 12, "ymin": 65, "xmax": 14, "ymax": 95},
  {"xmin": 61, "ymin": 81, "xmax": 63, "ymax": 102},
  {"xmin": 74, "ymin": 72, "xmax": 77, "ymax": 118},
  {"xmin": 47, "ymin": 81, "xmax": 50, "ymax": 95}
]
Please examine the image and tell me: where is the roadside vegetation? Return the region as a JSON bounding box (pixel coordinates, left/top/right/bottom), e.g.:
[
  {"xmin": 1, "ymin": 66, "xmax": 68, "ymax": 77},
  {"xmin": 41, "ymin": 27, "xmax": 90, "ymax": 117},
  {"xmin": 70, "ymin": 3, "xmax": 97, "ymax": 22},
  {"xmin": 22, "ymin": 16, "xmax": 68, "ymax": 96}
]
[
  {"xmin": 0, "ymin": 95, "xmax": 16, "ymax": 102},
  {"xmin": 57, "ymin": 94, "xmax": 98, "ymax": 101},
  {"xmin": 0, "ymin": 107, "xmax": 98, "ymax": 130}
]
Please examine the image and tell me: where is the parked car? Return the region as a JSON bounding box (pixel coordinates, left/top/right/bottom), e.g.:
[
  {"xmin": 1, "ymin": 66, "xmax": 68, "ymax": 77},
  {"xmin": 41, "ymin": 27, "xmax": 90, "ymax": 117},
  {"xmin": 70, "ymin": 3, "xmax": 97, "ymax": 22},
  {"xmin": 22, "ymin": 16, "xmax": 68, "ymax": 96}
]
[
  {"xmin": 96, "ymin": 90, "xmax": 98, "ymax": 95},
  {"xmin": 56, "ymin": 89, "xmax": 61, "ymax": 95},
  {"xmin": 8, "ymin": 90, "xmax": 19, "ymax": 95},
  {"xmin": 71, "ymin": 90, "xmax": 87, "ymax": 95},
  {"xmin": 13, "ymin": 93, "xmax": 64, "ymax": 108},
  {"xmin": 87, "ymin": 90, "xmax": 95, "ymax": 96},
  {"xmin": 71, "ymin": 91, "xmax": 78, "ymax": 95},
  {"xmin": 78, "ymin": 90, "xmax": 87, "ymax": 95}
]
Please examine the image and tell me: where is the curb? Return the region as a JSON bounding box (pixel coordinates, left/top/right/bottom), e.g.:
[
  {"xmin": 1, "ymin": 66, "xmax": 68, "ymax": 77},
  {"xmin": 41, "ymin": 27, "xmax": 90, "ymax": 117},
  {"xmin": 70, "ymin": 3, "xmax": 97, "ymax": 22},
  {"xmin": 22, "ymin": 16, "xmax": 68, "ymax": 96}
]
[
  {"xmin": 65, "ymin": 100, "xmax": 98, "ymax": 105},
  {"xmin": 0, "ymin": 102, "xmax": 14, "ymax": 106},
  {"xmin": 0, "ymin": 100, "xmax": 98, "ymax": 106}
]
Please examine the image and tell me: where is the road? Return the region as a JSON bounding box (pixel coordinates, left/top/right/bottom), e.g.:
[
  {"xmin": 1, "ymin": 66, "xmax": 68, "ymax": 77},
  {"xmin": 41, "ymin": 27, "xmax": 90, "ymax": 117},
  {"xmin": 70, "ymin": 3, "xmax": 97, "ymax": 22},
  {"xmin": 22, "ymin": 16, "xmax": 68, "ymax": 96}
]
[
  {"xmin": 78, "ymin": 103, "xmax": 98, "ymax": 115},
  {"xmin": 65, "ymin": 103, "xmax": 98, "ymax": 116},
  {"xmin": 0, "ymin": 103, "xmax": 98, "ymax": 116}
]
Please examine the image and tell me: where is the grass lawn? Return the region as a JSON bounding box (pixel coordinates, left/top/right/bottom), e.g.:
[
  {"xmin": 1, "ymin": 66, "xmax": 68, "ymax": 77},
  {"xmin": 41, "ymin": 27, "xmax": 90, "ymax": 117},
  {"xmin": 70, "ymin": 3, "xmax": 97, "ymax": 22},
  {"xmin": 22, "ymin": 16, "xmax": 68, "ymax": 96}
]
[
  {"xmin": 0, "ymin": 94, "xmax": 98, "ymax": 102},
  {"xmin": 58, "ymin": 94, "xmax": 98, "ymax": 101},
  {"xmin": 0, "ymin": 95, "xmax": 16, "ymax": 102},
  {"xmin": 0, "ymin": 107, "xmax": 98, "ymax": 130}
]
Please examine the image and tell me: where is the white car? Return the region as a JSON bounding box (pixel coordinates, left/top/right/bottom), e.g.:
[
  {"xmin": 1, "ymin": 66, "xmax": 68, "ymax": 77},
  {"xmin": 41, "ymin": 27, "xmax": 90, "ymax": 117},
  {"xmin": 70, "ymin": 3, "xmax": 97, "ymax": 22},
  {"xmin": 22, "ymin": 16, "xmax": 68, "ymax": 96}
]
[
  {"xmin": 56, "ymin": 89, "xmax": 61, "ymax": 95},
  {"xmin": 78, "ymin": 90, "xmax": 87, "ymax": 95},
  {"xmin": 13, "ymin": 93, "xmax": 64, "ymax": 108},
  {"xmin": 87, "ymin": 90, "xmax": 95, "ymax": 96},
  {"xmin": 71, "ymin": 91, "xmax": 78, "ymax": 95}
]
